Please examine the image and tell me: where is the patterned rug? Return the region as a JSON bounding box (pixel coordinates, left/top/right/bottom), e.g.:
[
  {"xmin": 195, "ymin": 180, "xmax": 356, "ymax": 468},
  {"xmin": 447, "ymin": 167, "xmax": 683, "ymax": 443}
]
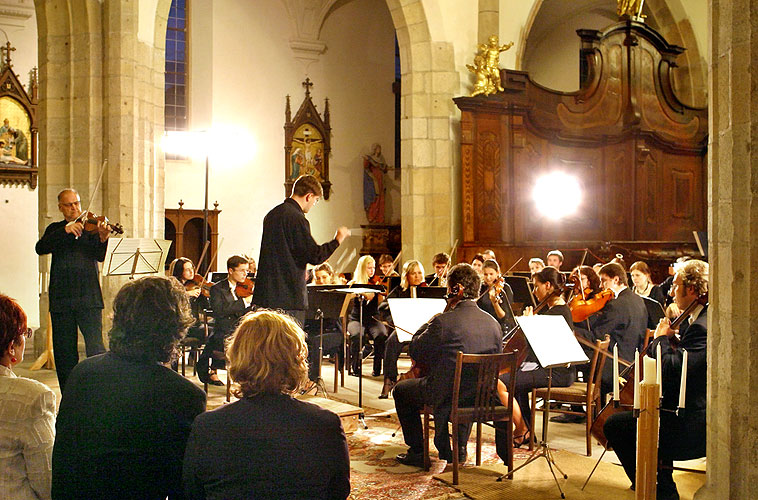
[{"xmin": 347, "ymin": 416, "xmax": 532, "ymax": 500}]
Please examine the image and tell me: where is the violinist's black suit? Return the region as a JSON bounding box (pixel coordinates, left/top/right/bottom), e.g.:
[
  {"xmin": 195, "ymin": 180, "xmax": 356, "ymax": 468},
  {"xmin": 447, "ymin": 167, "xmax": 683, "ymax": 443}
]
[
  {"xmin": 604, "ymin": 305, "xmax": 707, "ymax": 497},
  {"xmin": 35, "ymin": 219, "xmax": 107, "ymax": 391}
]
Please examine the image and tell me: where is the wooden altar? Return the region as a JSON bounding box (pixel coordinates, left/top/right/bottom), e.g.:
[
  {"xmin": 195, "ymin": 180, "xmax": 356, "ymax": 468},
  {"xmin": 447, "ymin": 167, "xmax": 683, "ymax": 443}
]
[{"xmin": 455, "ymin": 21, "xmax": 707, "ymax": 276}]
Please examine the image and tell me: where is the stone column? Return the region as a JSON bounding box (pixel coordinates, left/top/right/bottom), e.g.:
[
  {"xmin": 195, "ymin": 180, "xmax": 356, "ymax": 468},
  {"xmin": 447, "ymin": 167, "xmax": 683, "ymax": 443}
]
[
  {"xmin": 695, "ymin": 0, "xmax": 758, "ymax": 498},
  {"xmin": 36, "ymin": 0, "xmax": 169, "ymax": 334},
  {"xmin": 478, "ymin": 0, "xmax": 499, "ymax": 44}
]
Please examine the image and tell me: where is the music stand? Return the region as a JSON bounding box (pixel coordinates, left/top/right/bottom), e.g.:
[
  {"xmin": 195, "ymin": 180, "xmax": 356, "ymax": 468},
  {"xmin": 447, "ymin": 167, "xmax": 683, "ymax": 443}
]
[
  {"xmin": 499, "ymin": 315, "xmax": 589, "ymax": 498},
  {"xmin": 416, "ymin": 286, "xmax": 447, "ymax": 299},
  {"xmin": 102, "ymin": 238, "xmax": 172, "ymax": 279},
  {"xmin": 304, "ymin": 285, "xmax": 351, "ymax": 397},
  {"xmin": 503, "ymin": 275, "xmax": 536, "ymax": 313},
  {"xmin": 386, "ymin": 298, "xmax": 446, "ymax": 343},
  {"xmin": 641, "ymin": 296, "xmax": 665, "ymax": 330}
]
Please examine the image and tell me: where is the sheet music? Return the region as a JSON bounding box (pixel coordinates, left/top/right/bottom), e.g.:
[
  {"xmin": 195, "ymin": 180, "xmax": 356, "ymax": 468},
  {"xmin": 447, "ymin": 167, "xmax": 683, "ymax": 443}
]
[
  {"xmin": 387, "ymin": 298, "xmax": 447, "ymax": 343},
  {"xmin": 103, "ymin": 238, "xmax": 172, "ymax": 276},
  {"xmin": 516, "ymin": 315, "xmax": 589, "ymax": 369}
]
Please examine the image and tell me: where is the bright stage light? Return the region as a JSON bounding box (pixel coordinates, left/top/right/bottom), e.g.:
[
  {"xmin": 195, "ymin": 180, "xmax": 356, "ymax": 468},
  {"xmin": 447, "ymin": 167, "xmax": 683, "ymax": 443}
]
[
  {"xmin": 532, "ymin": 172, "xmax": 582, "ymax": 219},
  {"xmin": 162, "ymin": 127, "xmax": 257, "ymax": 165}
]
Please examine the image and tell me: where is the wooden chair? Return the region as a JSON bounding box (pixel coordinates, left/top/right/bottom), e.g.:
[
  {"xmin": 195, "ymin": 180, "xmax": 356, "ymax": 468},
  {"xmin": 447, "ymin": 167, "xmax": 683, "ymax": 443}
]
[
  {"xmin": 423, "ymin": 351, "xmax": 520, "ymax": 485},
  {"xmin": 529, "ymin": 337, "xmax": 611, "ymax": 456}
]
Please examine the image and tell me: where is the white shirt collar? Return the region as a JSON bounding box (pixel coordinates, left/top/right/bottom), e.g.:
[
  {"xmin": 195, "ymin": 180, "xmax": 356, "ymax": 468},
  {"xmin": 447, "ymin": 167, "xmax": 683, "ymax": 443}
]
[
  {"xmin": 689, "ymin": 304, "xmax": 704, "ymax": 324},
  {"xmin": 0, "ymin": 364, "xmax": 15, "ymax": 377}
]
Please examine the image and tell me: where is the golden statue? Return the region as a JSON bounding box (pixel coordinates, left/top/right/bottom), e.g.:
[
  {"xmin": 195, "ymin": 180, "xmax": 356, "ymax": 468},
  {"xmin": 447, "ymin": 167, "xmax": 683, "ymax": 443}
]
[
  {"xmin": 618, "ymin": 0, "xmax": 645, "ymax": 18},
  {"xmin": 468, "ymin": 35, "xmax": 513, "ymax": 97}
]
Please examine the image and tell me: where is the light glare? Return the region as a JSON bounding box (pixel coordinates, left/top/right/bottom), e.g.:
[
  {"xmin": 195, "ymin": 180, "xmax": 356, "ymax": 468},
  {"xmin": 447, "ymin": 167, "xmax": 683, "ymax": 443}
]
[{"xmin": 532, "ymin": 172, "xmax": 582, "ymax": 219}]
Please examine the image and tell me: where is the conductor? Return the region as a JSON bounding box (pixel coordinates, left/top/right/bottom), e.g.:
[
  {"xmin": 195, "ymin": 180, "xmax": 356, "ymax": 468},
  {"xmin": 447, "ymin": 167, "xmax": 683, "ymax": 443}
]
[{"xmin": 253, "ymin": 175, "xmax": 350, "ymax": 324}]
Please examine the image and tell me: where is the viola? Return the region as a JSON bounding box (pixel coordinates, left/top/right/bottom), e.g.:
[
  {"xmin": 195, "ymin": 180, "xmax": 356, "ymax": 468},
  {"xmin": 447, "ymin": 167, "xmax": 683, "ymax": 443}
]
[
  {"xmin": 569, "ymin": 288, "xmax": 614, "ymax": 323},
  {"xmin": 235, "ymin": 277, "xmax": 255, "ymax": 298},
  {"xmin": 80, "ymin": 211, "xmax": 124, "ymax": 235}
]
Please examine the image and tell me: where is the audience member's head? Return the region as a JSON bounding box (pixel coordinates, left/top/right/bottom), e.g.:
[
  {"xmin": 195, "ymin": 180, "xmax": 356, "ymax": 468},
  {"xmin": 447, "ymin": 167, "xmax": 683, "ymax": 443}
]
[
  {"xmin": 227, "ymin": 310, "xmax": 308, "ymax": 398},
  {"xmin": 108, "ymin": 276, "xmax": 194, "ymax": 364},
  {"xmin": 0, "ymin": 294, "xmax": 29, "ymax": 368},
  {"xmin": 447, "ymin": 263, "xmax": 481, "ymax": 300}
]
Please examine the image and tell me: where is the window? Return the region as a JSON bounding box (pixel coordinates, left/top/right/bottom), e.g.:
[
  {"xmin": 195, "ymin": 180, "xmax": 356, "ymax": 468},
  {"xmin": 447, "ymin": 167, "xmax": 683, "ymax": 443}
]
[{"xmin": 165, "ymin": 0, "xmax": 188, "ymax": 131}]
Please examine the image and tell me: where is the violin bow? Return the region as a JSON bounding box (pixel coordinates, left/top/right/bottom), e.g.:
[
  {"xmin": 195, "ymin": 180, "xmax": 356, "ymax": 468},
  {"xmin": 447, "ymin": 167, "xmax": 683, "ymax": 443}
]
[
  {"xmin": 429, "ymin": 239, "xmax": 459, "ymax": 286},
  {"xmin": 196, "ymin": 241, "xmax": 210, "ymax": 273},
  {"xmin": 76, "ymin": 159, "xmax": 109, "ymax": 224},
  {"xmin": 503, "ymin": 257, "xmax": 522, "ymax": 275},
  {"xmin": 202, "ymin": 237, "xmax": 225, "ymax": 282}
]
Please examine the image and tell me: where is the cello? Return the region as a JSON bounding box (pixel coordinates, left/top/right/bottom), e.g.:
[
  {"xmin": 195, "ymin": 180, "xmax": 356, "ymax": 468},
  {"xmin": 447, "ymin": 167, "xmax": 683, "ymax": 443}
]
[{"xmin": 589, "ymin": 291, "xmax": 709, "ymax": 448}]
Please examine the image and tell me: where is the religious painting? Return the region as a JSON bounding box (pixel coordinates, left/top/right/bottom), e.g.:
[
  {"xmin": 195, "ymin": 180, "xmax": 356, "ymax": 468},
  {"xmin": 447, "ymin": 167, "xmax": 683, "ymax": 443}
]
[
  {"xmin": 290, "ymin": 124, "xmax": 324, "ymax": 181},
  {"xmin": 0, "ymin": 96, "xmax": 31, "ymax": 165},
  {"xmin": 284, "ymin": 78, "xmax": 332, "ymax": 199}
]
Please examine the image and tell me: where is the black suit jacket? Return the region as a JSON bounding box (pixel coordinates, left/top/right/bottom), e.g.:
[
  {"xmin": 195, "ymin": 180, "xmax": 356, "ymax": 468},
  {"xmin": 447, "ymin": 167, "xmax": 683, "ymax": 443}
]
[
  {"xmin": 409, "ymin": 300, "xmax": 502, "ymax": 410},
  {"xmin": 588, "ymin": 287, "xmax": 648, "ymax": 363},
  {"xmin": 209, "ymin": 280, "xmax": 251, "ymax": 338},
  {"xmin": 183, "ymin": 393, "xmax": 350, "ymax": 500},
  {"xmin": 35, "ymin": 219, "xmax": 108, "ymax": 312},
  {"xmin": 52, "ymin": 352, "xmax": 207, "ymax": 500},
  {"xmin": 253, "ymin": 198, "xmax": 340, "ymax": 311}
]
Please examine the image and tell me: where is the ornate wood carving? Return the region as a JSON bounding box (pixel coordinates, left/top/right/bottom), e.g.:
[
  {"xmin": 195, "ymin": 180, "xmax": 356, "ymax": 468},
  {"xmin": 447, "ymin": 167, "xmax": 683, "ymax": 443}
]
[
  {"xmin": 455, "ymin": 21, "xmax": 706, "ymax": 273},
  {"xmin": 164, "ymin": 202, "xmax": 221, "ymax": 274}
]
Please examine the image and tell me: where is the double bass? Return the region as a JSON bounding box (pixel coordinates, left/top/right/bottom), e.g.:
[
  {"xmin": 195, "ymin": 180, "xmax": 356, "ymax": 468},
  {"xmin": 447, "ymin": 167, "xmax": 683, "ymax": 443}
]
[{"xmin": 589, "ymin": 291, "xmax": 709, "ymax": 448}]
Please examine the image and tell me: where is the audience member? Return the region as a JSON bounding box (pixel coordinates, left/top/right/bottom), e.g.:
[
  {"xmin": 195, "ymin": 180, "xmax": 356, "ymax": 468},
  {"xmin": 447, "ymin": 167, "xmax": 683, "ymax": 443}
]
[
  {"xmin": 183, "ymin": 310, "xmax": 350, "ymax": 499},
  {"xmin": 52, "ymin": 276, "xmax": 206, "ymax": 500},
  {"xmin": 0, "ymin": 295, "xmax": 55, "ymax": 500}
]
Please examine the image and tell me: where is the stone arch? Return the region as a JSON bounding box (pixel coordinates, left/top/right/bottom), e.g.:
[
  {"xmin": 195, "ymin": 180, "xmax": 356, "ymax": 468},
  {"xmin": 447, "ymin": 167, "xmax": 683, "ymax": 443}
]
[{"xmin": 517, "ymin": 0, "xmax": 706, "ymax": 107}]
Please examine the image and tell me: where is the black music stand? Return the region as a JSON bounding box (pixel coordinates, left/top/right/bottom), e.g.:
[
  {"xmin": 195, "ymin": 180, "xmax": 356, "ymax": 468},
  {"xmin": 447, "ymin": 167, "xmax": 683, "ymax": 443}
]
[
  {"xmin": 304, "ymin": 286, "xmax": 351, "ymax": 397},
  {"xmin": 503, "ymin": 276, "xmax": 536, "ymax": 313},
  {"xmin": 499, "ymin": 315, "xmax": 588, "ymax": 498},
  {"xmin": 641, "ymin": 295, "xmax": 666, "ymax": 330},
  {"xmin": 416, "ymin": 286, "xmax": 447, "ymax": 299}
]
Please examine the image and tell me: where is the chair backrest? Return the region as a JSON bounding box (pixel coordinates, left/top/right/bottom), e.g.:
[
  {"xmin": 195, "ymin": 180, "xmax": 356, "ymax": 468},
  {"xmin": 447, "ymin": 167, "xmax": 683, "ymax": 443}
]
[
  {"xmin": 587, "ymin": 337, "xmax": 611, "ymax": 401},
  {"xmin": 451, "ymin": 351, "xmax": 519, "ymax": 423}
]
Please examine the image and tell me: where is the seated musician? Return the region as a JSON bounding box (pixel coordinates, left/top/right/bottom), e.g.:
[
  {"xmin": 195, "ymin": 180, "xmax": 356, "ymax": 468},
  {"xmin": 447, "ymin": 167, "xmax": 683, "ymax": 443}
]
[
  {"xmin": 304, "ymin": 262, "xmax": 344, "ymax": 382},
  {"xmin": 377, "ymin": 254, "xmax": 400, "ymax": 278},
  {"xmin": 583, "ymin": 262, "xmax": 648, "ymax": 395},
  {"xmin": 528, "ymin": 257, "xmax": 545, "ymax": 276},
  {"xmin": 377, "ymin": 259, "xmax": 426, "ymax": 398},
  {"xmin": 630, "ymin": 261, "xmax": 666, "ymax": 304},
  {"xmin": 546, "ymin": 249, "xmax": 564, "ymax": 271},
  {"xmin": 482, "ymin": 249, "xmax": 497, "ymax": 262},
  {"xmin": 471, "ymin": 253, "xmax": 485, "ymax": 277},
  {"xmin": 197, "ymin": 255, "xmax": 253, "ymax": 385},
  {"xmin": 168, "ymin": 257, "xmax": 209, "ymax": 342},
  {"xmin": 477, "ymin": 259, "xmax": 516, "ymax": 333},
  {"xmin": 659, "ymin": 256, "xmax": 691, "ymax": 307},
  {"xmin": 504, "ymin": 266, "xmax": 575, "ymax": 446},
  {"xmin": 394, "ymin": 264, "xmax": 508, "ymax": 467},
  {"xmin": 604, "ymin": 259, "xmax": 708, "ymax": 500},
  {"xmin": 425, "ymin": 252, "xmax": 450, "ymax": 286},
  {"xmin": 347, "ymin": 255, "xmax": 387, "ymax": 377}
]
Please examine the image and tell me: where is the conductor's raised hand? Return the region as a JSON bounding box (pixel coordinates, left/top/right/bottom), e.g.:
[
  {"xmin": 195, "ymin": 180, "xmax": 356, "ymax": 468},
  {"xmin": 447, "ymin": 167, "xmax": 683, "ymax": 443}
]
[{"xmin": 335, "ymin": 226, "xmax": 351, "ymax": 244}]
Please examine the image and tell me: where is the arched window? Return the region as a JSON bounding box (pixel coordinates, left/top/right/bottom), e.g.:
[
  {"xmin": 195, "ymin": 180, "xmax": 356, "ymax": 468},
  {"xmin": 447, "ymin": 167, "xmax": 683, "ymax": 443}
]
[{"xmin": 165, "ymin": 0, "xmax": 188, "ymax": 131}]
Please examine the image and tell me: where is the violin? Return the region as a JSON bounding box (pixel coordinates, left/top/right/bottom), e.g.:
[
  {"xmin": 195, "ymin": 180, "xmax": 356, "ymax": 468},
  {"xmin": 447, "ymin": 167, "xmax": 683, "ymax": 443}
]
[
  {"xmin": 589, "ymin": 292, "xmax": 709, "ymax": 448},
  {"xmin": 79, "ymin": 211, "xmax": 124, "ymax": 235},
  {"xmin": 533, "ymin": 274, "xmax": 577, "ymax": 314},
  {"xmin": 235, "ymin": 277, "xmax": 254, "ymax": 298},
  {"xmin": 569, "ymin": 288, "xmax": 614, "ymax": 323}
]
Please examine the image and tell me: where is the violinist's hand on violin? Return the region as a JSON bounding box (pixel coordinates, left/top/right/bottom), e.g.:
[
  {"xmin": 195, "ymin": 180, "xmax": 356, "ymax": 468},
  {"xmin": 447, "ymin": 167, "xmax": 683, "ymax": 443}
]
[
  {"xmin": 97, "ymin": 220, "xmax": 111, "ymax": 242},
  {"xmin": 65, "ymin": 220, "xmax": 84, "ymax": 238},
  {"xmin": 187, "ymin": 287, "xmax": 201, "ymax": 298},
  {"xmin": 523, "ymin": 306, "xmax": 534, "ymax": 316},
  {"xmin": 488, "ymin": 286, "xmax": 498, "ymax": 302},
  {"xmin": 335, "ymin": 226, "xmax": 350, "ymax": 244},
  {"xmin": 654, "ymin": 317, "xmax": 675, "ymax": 339}
]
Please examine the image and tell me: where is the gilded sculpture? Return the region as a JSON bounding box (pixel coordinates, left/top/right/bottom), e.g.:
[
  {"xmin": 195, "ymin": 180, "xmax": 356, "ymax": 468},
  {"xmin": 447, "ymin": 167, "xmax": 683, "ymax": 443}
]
[
  {"xmin": 617, "ymin": 0, "xmax": 645, "ymax": 19},
  {"xmin": 467, "ymin": 35, "xmax": 513, "ymax": 97}
]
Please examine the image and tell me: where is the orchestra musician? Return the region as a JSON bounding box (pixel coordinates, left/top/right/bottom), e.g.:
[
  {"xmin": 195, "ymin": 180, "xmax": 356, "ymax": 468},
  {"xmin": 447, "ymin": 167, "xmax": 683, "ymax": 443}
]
[
  {"xmin": 546, "ymin": 249, "xmax": 564, "ymax": 270},
  {"xmin": 347, "ymin": 255, "xmax": 387, "ymax": 377},
  {"xmin": 604, "ymin": 259, "xmax": 708, "ymax": 500},
  {"xmin": 394, "ymin": 263, "xmax": 508, "ymax": 467},
  {"xmin": 168, "ymin": 257, "xmax": 210, "ymax": 342},
  {"xmin": 304, "ymin": 263, "xmax": 344, "ymax": 382},
  {"xmin": 197, "ymin": 255, "xmax": 253, "ymax": 385},
  {"xmin": 482, "ymin": 249, "xmax": 497, "ymax": 262},
  {"xmin": 312, "ymin": 262, "xmax": 338, "ymax": 285},
  {"xmin": 35, "ymin": 188, "xmax": 109, "ymax": 391},
  {"xmin": 377, "ymin": 259, "xmax": 426, "ymax": 399},
  {"xmin": 476, "ymin": 259, "xmax": 516, "ymax": 334},
  {"xmin": 425, "ymin": 252, "xmax": 450, "ymax": 286},
  {"xmin": 503, "ymin": 266, "xmax": 575, "ymax": 446},
  {"xmin": 528, "ymin": 257, "xmax": 545, "ymax": 276},
  {"xmin": 377, "ymin": 254, "xmax": 400, "ymax": 278},
  {"xmin": 630, "ymin": 260, "xmax": 666, "ymax": 305},
  {"xmin": 253, "ymin": 174, "xmax": 349, "ymax": 325},
  {"xmin": 471, "ymin": 253, "xmax": 485, "ymax": 277}
]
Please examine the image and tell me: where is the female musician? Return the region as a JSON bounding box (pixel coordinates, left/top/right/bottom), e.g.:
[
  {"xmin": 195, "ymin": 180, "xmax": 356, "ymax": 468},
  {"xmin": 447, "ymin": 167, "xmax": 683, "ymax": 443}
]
[
  {"xmin": 504, "ymin": 266, "xmax": 575, "ymax": 446},
  {"xmin": 313, "ymin": 262, "xmax": 337, "ymax": 285},
  {"xmin": 347, "ymin": 256, "xmax": 387, "ymax": 377},
  {"xmin": 528, "ymin": 257, "xmax": 545, "ymax": 276},
  {"xmin": 630, "ymin": 261, "xmax": 666, "ymax": 305},
  {"xmin": 378, "ymin": 260, "xmax": 426, "ymax": 398},
  {"xmin": 471, "ymin": 253, "xmax": 485, "ymax": 277},
  {"xmin": 168, "ymin": 257, "xmax": 209, "ymax": 341},
  {"xmin": 477, "ymin": 259, "xmax": 516, "ymax": 333}
]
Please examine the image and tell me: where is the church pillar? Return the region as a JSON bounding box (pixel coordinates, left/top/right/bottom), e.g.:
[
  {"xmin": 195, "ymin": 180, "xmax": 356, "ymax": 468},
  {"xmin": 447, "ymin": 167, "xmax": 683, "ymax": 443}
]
[
  {"xmin": 478, "ymin": 0, "xmax": 499, "ymax": 44},
  {"xmin": 695, "ymin": 0, "xmax": 758, "ymax": 497},
  {"xmin": 36, "ymin": 0, "xmax": 170, "ymax": 331},
  {"xmin": 387, "ymin": 0, "xmax": 458, "ymax": 267}
]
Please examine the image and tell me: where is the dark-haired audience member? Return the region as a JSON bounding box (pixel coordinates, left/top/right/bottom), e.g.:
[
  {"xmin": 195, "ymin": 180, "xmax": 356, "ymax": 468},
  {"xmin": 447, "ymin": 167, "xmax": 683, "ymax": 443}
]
[
  {"xmin": 378, "ymin": 260, "xmax": 426, "ymax": 398},
  {"xmin": 630, "ymin": 261, "xmax": 666, "ymax": 305},
  {"xmin": 528, "ymin": 257, "xmax": 545, "ymax": 276},
  {"xmin": 471, "ymin": 253, "xmax": 485, "ymax": 277},
  {"xmin": 546, "ymin": 250, "xmax": 564, "ymax": 270},
  {"xmin": 183, "ymin": 311, "xmax": 350, "ymax": 500},
  {"xmin": 347, "ymin": 256, "xmax": 387, "ymax": 377},
  {"xmin": 394, "ymin": 264, "xmax": 507, "ymax": 467},
  {"xmin": 197, "ymin": 255, "xmax": 253, "ymax": 386},
  {"xmin": 253, "ymin": 174, "xmax": 349, "ymax": 324},
  {"xmin": 585, "ymin": 262, "xmax": 648, "ymax": 394},
  {"xmin": 0, "ymin": 295, "xmax": 56, "ymax": 500},
  {"xmin": 426, "ymin": 252, "xmax": 450, "ymax": 286},
  {"xmin": 477, "ymin": 259, "xmax": 516, "ymax": 334},
  {"xmin": 52, "ymin": 276, "xmax": 206, "ymax": 500},
  {"xmin": 503, "ymin": 266, "xmax": 575, "ymax": 445}
]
